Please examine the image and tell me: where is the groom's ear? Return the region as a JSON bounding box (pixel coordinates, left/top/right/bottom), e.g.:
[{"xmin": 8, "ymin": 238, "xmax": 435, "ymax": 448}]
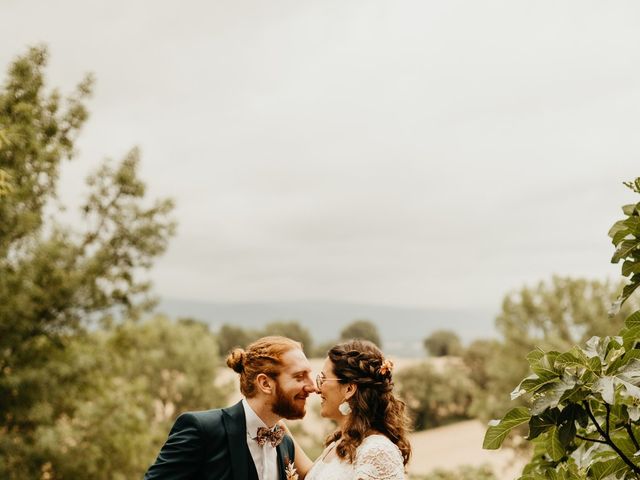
[{"xmin": 256, "ymin": 373, "xmax": 275, "ymax": 395}]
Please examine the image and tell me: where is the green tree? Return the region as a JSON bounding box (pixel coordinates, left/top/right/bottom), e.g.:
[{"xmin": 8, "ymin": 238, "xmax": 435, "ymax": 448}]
[
  {"xmin": 484, "ymin": 178, "xmax": 640, "ymax": 479},
  {"xmin": 216, "ymin": 324, "xmax": 260, "ymax": 356},
  {"xmin": 0, "ymin": 47, "xmax": 175, "ymax": 478},
  {"xmin": 311, "ymin": 339, "xmax": 337, "ymax": 358},
  {"xmin": 462, "ymin": 338, "xmax": 499, "ymax": 391},
  {"xmin": 3, "ymin": 316, "xmax": 229, "ymax": 480},
  {"xmin": 261, "ymin": 320, "xmax": 314, "ymax": 354},
  {"xmin": 461, "ymin": 338, "xmax": 501, "ymax": 418},
  {"xmin": 474, "ymin": 276, "xmax": 640, "ymax": 421},
  {"xmin": 396, "ymin": 360, "xmax": 475, "ymax": 430},
  {"xmin": 340, "ymin": 319, "xmax": 382, "ymax": 347},
  {"xmin": 424, "ymin": 329, "xmax": 463, "ymax": 357}
]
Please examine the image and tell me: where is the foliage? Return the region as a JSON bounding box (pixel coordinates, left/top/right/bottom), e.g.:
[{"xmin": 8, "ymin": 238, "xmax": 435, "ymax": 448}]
[
  {"xmin": 483, "ymin": 178, "xmax": 640, "ymax": 479},
  {"xmin": 0, "ymin": 47, "xmax": 181, "ymax": 478},
  {"xmin": 462, "ymin": 338, "xmax": 500, "ymax": 391},
  {"xmin": 424, "ymin": 329, "xmax": 463, "ymax": 357},
  {"xmin": 217, "ymin": 318, "xmax": 382, "ymax": 360},
  {"xmin": 396, "ymin": 360, "xmax": 475, "ymax": 430},
  {"xmin": 461, "ymin": 338, "xmax": 503, "ymax": 419},
  {"xmin": 311, "ymin": 339, "xmax": 337, "ymax": 358},
  {"xmin": 216, "ymin": 320, "xmax": 314, "ymax": 356},
  {"xmin": 340, "ymin": 319, "xmax": 382, "ymax": 347},
  {"xmin": 216, "ymin": 323, "xmax": 261, "ymax": 357},
  {"xmin": 472, "ymin": 277, "xmax": 639, "ymax": 421},
  {"xmin": 609, "ymin": 177, "xmax": 640, "ymax": 307},
  {"xmin": 410, "ymin": 464, "xmax": 497, "ymax": 480},
  {"xmin": 1, "ymin": 316, "xmax": 228, "ymax": 479},
  {"xmin": 262, "ymin": 320, "xmax": 314, "ymax": 355}
]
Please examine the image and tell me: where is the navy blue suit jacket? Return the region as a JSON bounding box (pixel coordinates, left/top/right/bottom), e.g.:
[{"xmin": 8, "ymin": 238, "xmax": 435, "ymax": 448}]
[{"xmin": 144, "ymin": 401, "xmax": 295, "ymax": 480}]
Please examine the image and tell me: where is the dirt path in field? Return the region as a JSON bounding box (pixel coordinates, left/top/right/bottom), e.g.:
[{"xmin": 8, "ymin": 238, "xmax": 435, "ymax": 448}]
[{"xmin": 406, "ymin": 419, "xmax": 527, "ymax": 479}]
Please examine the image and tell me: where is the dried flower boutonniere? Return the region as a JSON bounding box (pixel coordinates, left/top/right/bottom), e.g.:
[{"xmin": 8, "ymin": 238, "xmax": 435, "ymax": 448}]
[{"xmin": 285, "ymin": 461, "xmax": 299, "ymax": 480}]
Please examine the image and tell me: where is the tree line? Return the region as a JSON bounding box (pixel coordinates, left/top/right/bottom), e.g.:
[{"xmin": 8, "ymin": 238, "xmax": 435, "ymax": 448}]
[{"xmin": 215, "ymin": 318, "xmax": 381, "ymax": 359}]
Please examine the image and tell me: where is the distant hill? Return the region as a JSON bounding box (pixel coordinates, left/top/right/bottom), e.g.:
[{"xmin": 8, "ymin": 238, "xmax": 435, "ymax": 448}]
[{"xmin": 156, "ymin": 299, "xmax": 498, "ymax": 357}]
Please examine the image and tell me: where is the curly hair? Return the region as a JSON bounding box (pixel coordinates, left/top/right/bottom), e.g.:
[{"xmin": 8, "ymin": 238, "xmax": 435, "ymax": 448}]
[
  {"xmin": 226, "ymin": 336, "xmax": 302, "ymax": 398},
  {"xmin": 325, "ymin": 339, "xmax": 412, "ymax": 466}
]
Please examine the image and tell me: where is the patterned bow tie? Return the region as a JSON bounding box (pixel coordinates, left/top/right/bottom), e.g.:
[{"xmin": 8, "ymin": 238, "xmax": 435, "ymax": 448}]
[{"xmin": 255, "ymin": 426, "xmax": 285, "ymax": 447}]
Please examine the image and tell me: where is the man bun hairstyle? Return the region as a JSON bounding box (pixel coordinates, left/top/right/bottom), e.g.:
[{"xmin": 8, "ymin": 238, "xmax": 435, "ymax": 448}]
[
  {"xmin": 226, "ymin": 348, "xmax": 246, "ymax": 373},
  {"xmin": 225, "ymin": 336, "xmax": 302, "ymax": 398}
]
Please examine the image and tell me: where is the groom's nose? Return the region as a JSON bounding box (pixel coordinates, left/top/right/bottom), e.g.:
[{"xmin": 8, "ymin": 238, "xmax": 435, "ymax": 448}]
[
  {"xmin": 303, "ymin": 383, "xmax": 317, "ymax": 395},
  {"xmin": 303, "ymin": 373, "xmax": 317, "ymax": 394}
]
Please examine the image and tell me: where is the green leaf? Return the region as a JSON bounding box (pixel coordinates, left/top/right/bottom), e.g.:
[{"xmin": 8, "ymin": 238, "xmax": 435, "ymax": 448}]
[
  {"xmin": 555, "ymin": 351, "xmax": 589, "ymax": 371},
  {"xmin": 531, "ymin": 375, "xmax": 578, "ymax": 415},
  {"xmin": 580, "ymin": 355, "xmax": 603, "ymax": 381},
  {"xmin": 625, "ymin": 310, "xmax": 640, "ymax": 329},
  {"xmin": 609, "ymin": 219, "xmax": 630, "ymax": 241},
  {"xmin": 611, "ymin": 239, "xmax": 640, "ymax": 264},
  {"xmin": 558, "ymin": 418, "xmax": 576, "ymax": 447},
  {"xmin": 622, "ymin": 203, "xmax": 638, "ymax": 216},
  {"xmin": 620, "ymin": 278, "xmax": 640, "ymax": 305},
  {"xmin": 622, "ymin": 326, "xmax": 640, "ymax": 350},
  {"xmin": 612, "ymin": 229, "xmax": 632, "ymax": 246},
  {"xmin": 584, "ymin": 336, "xmax": 622, "ymax": 366},
  {"xmin": 546, "ymin": 426, "xmax": 565, "ymax": 461},
  {"xmin": 526, "ymin": 348, "xmax": 546, "ymax": 366},
  {"xmin": 593, "ymin": 376, "xmax": 615, "ymax": 404},
  {"xmin": 606, "ymin": 349, "xmax": 640, "ymax": 374},
  {"xmin": 511, "ymin": 374, "xmax": 535, "ymax": 400},
  {"xmin": 531, "ymin": 352, "xmax": 561, "ymax": 380},
  {"xmin": 512, "ymin": 373, "xmax": 560, "ymax": 400},
  {"xmin": 624, "ymin": 216, "xmax": 640, "ymax": 235},
  {"xmin": 588, "ymin": 458, "xmax": 628, "ymax": 480},
  {"xmin": 560, "ymin": 403, "xmax": 589, "ymax": 428},
  {"xmin": 604, "ymin": 345, "xmax": 625, "ymax": 369},
  {"xmin": 483, "ymin": 407, "xmax": 530, "ymax": 450},
  {"xmin": 618, "ymin": 359, "xmax": 640, "ymax": 382},
  {"xmin": 619, "ymin": 380, "xmax": 640, "ymax": 400},
  {"xmin": 527, "ymin": 408, "xmax": 560, "ymax": 441}
]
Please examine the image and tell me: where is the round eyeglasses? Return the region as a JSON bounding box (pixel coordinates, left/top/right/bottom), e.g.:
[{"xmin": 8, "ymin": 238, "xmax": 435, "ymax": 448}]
[{"xmin": 316, "ymin": 373, "xmax": 341, "ymax": 390}]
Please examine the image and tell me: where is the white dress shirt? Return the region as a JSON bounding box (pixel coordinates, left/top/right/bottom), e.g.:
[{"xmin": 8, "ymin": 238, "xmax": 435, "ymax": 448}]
[{"xmin": 242, "ymin": 398, "xmax": 279, "ymax": 480}]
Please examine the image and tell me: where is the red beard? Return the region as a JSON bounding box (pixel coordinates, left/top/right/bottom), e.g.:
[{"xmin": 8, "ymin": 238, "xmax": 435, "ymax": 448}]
[{"xmin": 271, "ymin": 382, "xmax": 306, "ymax": 420}]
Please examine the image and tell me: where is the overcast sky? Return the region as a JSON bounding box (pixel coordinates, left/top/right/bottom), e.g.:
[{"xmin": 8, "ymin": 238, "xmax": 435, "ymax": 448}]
[{"xmin": 3, "ymin": 1, "xmax": 640, "ymax": 310}]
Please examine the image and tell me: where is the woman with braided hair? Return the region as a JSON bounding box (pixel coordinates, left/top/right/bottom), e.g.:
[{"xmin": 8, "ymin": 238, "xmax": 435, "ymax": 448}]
[{"xmin": 284, "ymin": 339, "xmax": 411, "ymax": 480}]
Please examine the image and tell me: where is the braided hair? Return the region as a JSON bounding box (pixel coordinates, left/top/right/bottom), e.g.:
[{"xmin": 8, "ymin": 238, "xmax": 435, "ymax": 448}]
[{"xmin": 325, "ymin": 339, "xmax": 411, "ymax": 466}]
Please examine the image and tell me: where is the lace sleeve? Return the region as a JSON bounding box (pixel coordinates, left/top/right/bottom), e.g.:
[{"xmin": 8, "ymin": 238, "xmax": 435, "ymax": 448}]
[{"xmin": 353, "ymin": 436, "xmax": 405, "ymax": 480}]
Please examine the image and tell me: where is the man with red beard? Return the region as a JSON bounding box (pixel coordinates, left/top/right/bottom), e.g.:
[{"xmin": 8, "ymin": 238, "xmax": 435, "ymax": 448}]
[{"xmin": 144, "ymin": 336, "xmax": 316, "ymax": 480}]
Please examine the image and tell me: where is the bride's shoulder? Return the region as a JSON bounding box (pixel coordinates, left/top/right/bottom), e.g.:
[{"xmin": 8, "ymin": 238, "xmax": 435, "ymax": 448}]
[
  {"xmin": 354, "ymin": 435, "xmax": 405, "ymax": 479},
  {"xmin": 356, "ymin": 434, "xmax": 402, "ymax": 461},
  {"xmin": 360, "ymin": 433, "xmax": 397, "ymax": 447}
]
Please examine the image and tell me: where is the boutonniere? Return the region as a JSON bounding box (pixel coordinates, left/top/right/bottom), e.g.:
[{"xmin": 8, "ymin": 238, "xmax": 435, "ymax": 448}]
[{"xmin": 285, "ymin": 461, "xmax": 299, "ymax": 480}]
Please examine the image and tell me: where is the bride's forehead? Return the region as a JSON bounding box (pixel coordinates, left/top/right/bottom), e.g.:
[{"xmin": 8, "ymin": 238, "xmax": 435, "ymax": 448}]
[{"xmin": 321, "ymin": 357, "xmax": 333, "ymax": 373}]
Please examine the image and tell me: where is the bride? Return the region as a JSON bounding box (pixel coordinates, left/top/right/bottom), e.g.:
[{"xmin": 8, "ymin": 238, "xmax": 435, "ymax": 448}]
[{"xmin": 285, "ymin": 339, "xmax": 411, "ymax": 480}]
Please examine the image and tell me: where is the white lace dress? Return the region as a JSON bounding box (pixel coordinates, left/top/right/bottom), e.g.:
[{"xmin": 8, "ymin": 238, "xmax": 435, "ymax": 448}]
[{"xmin": 304, "ymin": 435, "xmax": 405, "ymax": 480}]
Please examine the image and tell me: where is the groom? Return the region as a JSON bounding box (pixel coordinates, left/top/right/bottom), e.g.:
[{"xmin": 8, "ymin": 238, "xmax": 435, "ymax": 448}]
[{"xmin": 144, "ymin": 336, "xmax": 316, "ymax": 480}]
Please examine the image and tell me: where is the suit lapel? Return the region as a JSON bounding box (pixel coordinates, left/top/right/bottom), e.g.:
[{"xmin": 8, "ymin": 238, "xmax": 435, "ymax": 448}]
[
  {"xmin": 276, "ymin": 442, "xmax": 288, "ymax": 480},
  {"xmin": 222, "ymin": 401, "xmax": 249, "ymax": 480}
]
